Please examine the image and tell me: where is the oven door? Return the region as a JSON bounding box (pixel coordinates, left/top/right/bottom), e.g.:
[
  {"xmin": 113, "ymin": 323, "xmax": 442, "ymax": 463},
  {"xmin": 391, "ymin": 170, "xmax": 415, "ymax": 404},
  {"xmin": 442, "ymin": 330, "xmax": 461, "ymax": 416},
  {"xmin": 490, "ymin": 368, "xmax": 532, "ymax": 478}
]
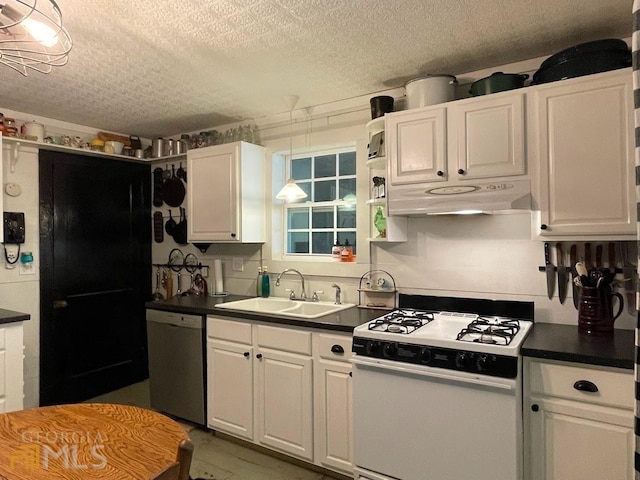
[{"xmin": 352, "ymin": 355, "xmax": 522, "ymax": 480}]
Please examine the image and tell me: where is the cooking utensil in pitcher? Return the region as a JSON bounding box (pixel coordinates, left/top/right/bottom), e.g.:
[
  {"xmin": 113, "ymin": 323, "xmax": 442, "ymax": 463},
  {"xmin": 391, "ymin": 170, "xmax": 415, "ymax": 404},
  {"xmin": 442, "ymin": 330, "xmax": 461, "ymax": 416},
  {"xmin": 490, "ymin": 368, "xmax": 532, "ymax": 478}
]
[{"xmin": 152, "ymin": 267, "xmax": 164, "ymax": 301}]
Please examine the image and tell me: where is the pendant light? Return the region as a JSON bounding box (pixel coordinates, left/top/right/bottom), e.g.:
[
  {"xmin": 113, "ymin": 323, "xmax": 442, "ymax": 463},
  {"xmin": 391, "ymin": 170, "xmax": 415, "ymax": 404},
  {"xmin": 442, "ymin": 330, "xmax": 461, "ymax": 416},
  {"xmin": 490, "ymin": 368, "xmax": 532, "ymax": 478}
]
[
  {"xmin": 0, "ymin": 0, "xmax": 72, "ymax": 75},
  {"xmin": 276, "ymin": 95, "xmax": 308, "ymax": 202}
]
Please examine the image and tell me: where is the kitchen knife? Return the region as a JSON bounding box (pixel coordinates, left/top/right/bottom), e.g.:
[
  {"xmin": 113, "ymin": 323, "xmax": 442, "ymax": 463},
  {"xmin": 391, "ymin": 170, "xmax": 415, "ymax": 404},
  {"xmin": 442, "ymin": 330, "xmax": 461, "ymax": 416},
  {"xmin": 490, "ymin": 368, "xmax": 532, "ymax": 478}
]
[
  {"xmin": 607, "ymin": 242, "xmax": 615, "ymax": 274},
  {"xmin": 595, "ymin": 244, "xmax": 603, "ymax": 270},
  {"xmin": 556, "ymin": 243, "xmax": 568, "ymax": 304},
  {"xmin": 544, "ymin": 242, "xmax": 556, "ymax": 300},
  {"xmin": 570, "ymin": 244, "xmax": 579, "ymax": 309},
  {"xmin": 584, "ymin": 243, "xmax": 592, "ymax": 271}
]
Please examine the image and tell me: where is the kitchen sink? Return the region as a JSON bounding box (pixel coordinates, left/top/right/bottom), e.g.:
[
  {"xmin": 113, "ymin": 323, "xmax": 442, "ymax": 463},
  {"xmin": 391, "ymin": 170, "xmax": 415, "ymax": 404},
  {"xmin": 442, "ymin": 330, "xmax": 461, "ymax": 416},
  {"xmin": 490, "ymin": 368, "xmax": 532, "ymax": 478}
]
[{"xmin": 216, "ymin": 297, "xmax": 355, "ymax": 319}]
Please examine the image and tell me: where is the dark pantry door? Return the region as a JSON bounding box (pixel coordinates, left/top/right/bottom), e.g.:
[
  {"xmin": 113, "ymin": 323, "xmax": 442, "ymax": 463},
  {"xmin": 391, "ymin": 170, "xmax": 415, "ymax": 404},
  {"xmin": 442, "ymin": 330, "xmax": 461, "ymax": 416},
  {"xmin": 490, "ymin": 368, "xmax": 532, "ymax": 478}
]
[{"xmin": 39, "ymin": 150, "xmax": 151, "ymax": 405}]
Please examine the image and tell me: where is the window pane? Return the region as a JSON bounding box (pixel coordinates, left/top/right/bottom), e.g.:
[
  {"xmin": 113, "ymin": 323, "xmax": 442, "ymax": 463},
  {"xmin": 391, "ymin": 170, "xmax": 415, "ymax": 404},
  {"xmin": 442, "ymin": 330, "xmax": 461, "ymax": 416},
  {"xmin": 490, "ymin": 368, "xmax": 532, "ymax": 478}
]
[
  {"xmin": 341, "ymin": 231, "xmax": 357, "ymax": 255},
  {"xmin": 291, "ymin": 158, "xmax": 311, "ymax": 180},
  {"xmin": 339, "ymin": 151, "xmax": 356, "ymax": 175},
  {"xmin": 312, "ymin": 207, "xmax": 334, "ymax": 228},
  {"xmin": 337, "ymin": 206, "xmax": 356, "ymax": 228},
  {"xmin": 287, "ymin": 209, "xmax": 309, "ymax": 229},
  {"xmin": 314, "ymin": 154, "xmax": 336, "ymax": 178},
  {"xmin": 312, "ymin": 232, "xmax": 333, "ymax": 254},
  {"xmin": 288, "ymin": 232, "xmax": 309, "ymax": 253},
  {"xmin": 339, "ymin": 178, "xmax": 356, "ymax": 200},
  {"xmin": 314, "ymin": 180, "xmax": 336, "ymax": 202}
]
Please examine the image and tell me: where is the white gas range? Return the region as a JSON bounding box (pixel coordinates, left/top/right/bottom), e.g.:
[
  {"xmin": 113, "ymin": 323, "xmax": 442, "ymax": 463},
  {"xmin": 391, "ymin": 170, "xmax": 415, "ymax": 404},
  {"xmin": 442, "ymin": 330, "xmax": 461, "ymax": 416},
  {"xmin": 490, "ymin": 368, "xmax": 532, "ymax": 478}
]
[{"xmin": 351, "ymin": 299, "xmax": 533, "ymax": 480}]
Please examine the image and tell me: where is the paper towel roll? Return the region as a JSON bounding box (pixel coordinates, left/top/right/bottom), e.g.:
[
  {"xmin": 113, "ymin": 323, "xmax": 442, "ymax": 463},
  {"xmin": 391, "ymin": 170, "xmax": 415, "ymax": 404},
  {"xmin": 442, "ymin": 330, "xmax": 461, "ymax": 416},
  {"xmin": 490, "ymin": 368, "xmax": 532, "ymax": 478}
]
[{"xmin": 213, "ymin": 259, "xmax": 224, "ymax": 294}]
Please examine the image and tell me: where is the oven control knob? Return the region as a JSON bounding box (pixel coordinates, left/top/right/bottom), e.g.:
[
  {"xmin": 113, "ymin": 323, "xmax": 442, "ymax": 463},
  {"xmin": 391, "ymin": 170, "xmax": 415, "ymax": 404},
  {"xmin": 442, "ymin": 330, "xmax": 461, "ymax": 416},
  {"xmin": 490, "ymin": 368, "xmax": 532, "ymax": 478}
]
[
  {"xmin": 365, "ymin": 341, "xmax": 379, "ymax": 355},
  {"xmin": 455, "ymin": 352, "xmax": 468, "ymax": 369},
  {"xmin": 476, "ymin": 354, "xmax": 489, "ymax": 372},
  {"xmin": 383, "ymin": 342, "xmax": 397, "ymax": 358},
  {"xmin": 418, "ymin": 347, "xmax": 431, "ymax": 364}
]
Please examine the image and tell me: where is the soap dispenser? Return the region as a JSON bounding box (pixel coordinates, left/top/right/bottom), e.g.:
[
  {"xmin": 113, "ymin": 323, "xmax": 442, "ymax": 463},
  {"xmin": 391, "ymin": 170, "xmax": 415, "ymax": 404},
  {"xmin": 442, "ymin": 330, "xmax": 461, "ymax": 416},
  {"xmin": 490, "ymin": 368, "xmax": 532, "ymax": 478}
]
[{"xmin": 261, "ymin": 266, "xmax": 270, "ymax": 298}]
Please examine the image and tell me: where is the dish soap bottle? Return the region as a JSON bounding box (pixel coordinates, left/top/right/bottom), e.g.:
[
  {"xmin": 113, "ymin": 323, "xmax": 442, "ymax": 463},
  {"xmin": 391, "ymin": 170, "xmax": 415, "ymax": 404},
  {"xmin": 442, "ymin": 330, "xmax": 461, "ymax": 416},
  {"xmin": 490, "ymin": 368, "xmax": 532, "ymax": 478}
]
[
  {"xmin": 332, "ymin": 238, "xmax": 342, "ymax": 260},
  {"xmin": 256, "ymin": 267, "xmax": 263, "ymax": 297},
  {"xmin": 261, "ymin": 266, "xmax": 270, "ymax": 298}
]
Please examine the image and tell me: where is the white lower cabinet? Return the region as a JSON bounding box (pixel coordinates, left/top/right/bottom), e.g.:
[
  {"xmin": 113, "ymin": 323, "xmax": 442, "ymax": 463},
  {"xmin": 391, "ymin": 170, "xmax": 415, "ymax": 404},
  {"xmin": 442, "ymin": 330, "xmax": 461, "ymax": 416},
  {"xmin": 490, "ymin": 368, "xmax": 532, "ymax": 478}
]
[
  {"xmin": 314, "ymin": 333, "xmax": 353, "ymax": 475},
  {"xmin": 206, "ymin": 316, "xmax": 353, "ymax": 475},
  {"xmin": 524, "ymin": 358, "xmax": 634, "ymax": 480},
  {"xmin": 0, "ymin": 322, "xmax": 24, "ymax": 413}
]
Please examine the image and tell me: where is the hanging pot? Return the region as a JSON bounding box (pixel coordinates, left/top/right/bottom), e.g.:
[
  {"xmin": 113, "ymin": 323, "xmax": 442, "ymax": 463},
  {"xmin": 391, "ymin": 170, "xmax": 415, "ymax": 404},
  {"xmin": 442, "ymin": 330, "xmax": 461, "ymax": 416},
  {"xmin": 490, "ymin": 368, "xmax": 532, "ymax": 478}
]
[
  {"xmin": 405, "ymin": 75, "xmax": 457, "ymax": 109},
  {"xmin": 165, "ymin": 210, "xmax": 177, "ymax": 236},
  {"xmin": 532, "ymin": 39, "xmax": 631, "ymax": 85},
  {"xmin": 162, "ymin": 164, "xmax": 185, "ymax": 207},
  {"xmin": 469, "ymin": 72, "xmax": 529, "ymax": 96},
  {"xmin": 173, "ymin": 207, "xmax": 188, "ymax": 245}
]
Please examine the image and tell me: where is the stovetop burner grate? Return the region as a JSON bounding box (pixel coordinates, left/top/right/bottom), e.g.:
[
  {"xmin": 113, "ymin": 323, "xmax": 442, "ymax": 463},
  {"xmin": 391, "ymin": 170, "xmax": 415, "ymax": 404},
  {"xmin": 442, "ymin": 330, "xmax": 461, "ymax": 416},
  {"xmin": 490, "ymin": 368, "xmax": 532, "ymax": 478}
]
[
  {"xmin": 368, "ymin": 309, "xmax": 434, "ymax": 334},
  {"xmin": 456, "ymin": 317, "xmax": 521, "ymax": 345}
]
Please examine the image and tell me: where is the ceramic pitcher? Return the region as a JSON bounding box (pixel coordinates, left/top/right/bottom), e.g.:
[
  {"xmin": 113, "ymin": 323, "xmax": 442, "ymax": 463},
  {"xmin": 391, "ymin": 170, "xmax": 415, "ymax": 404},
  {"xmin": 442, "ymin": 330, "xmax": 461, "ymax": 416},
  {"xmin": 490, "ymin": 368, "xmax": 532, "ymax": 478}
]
[{"xmin": 578, "ymin": 286, "xmax": 623, "ymax": 336}]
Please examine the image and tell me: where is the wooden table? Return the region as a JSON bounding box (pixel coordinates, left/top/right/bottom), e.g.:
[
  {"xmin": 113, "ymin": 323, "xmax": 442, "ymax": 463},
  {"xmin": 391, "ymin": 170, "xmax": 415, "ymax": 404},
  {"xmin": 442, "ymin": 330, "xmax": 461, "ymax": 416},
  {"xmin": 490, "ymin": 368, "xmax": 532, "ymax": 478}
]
[{"xmin": 0, "ymin": 403, "xmax": 190, "ymax": 479}]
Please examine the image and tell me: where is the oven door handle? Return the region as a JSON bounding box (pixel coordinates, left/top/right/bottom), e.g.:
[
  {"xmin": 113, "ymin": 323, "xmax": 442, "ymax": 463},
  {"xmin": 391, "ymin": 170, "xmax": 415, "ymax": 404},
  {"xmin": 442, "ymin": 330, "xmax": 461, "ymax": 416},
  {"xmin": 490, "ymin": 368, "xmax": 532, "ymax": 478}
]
[{"xmin": 351, "ymin": 356, "xmax": 516, "ymax": 391}]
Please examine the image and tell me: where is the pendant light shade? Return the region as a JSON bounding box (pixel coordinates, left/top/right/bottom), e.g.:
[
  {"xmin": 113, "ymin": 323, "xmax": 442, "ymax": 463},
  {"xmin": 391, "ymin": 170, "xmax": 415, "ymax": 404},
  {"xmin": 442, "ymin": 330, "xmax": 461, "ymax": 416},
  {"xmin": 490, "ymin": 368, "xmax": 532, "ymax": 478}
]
[
  {"xmin": 276, "ymin": 94, "xmax": 308, "ymax": 202},
  {"xmin": 0, "ymin": 0, "xmax": 73, "ymax": 75},
  {"xmin": 276, "ymin": 179, "xmax": 307, "ymax": 201}
]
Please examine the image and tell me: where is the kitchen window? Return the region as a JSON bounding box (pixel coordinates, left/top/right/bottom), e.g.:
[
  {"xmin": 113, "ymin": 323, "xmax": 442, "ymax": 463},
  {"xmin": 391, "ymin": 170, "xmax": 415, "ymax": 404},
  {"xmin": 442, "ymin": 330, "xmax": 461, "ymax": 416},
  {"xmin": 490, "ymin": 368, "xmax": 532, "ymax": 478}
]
[{"xmin": 284, "ymin": 147, "xmax": 357, "ymax": 256}]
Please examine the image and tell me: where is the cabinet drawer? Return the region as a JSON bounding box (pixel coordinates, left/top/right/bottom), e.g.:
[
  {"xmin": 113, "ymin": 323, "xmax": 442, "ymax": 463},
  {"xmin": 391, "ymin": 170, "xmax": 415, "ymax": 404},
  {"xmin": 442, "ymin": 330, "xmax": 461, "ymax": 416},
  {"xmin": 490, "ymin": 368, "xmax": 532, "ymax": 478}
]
[
  {"xmin": 317, "ymin": 333, "xmax": 352, "ymax": 362},
  {"xmin": 528, "ymin": 361, "xmax": 633, "ymax": 409},
  {"xmin": 207, "ymin": 317, "xmax": 252, "ymax": 345},
  {"xmin": 256, "ymin": 325, "xmax": 312, "ymax": 355}
]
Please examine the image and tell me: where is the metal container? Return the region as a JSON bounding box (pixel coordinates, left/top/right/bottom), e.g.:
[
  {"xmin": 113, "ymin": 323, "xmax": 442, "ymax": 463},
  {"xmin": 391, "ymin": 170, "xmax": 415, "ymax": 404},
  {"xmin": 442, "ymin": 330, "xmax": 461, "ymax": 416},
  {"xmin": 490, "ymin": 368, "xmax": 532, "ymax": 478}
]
[
  {"xmin": 162, "ymin": 139, "xmax": 174, "ymax": 157},
  {"xmin": 151, "ymin": 138, "xmax": 164, "ymax": 158},
  {"xmin": 469, "ymin": 72, "xmax": 529, "ymax": 96},
  {"xmin": 405, "ymin": 75, "xmax": 457, "ymax": 109},
  {"xmin": 174, "ymin": 139, "xmax": 187, "ymax": 155}
]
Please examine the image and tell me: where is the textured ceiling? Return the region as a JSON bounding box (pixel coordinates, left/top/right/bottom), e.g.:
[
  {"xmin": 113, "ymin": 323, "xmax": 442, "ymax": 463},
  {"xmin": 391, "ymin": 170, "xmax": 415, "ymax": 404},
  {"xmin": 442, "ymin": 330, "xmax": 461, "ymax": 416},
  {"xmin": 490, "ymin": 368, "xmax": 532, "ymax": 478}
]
[{"xmin": 0, "ymin": 0, "xmax": 632, "ymax": 138}]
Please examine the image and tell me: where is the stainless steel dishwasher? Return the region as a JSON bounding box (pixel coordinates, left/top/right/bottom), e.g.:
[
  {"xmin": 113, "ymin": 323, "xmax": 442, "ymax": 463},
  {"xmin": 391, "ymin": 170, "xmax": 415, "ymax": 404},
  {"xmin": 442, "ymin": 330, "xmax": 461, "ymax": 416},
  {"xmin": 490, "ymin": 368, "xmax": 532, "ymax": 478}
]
[{"xmin": 146, "ymin": 309, "xmax": 205, "ymax": 425}]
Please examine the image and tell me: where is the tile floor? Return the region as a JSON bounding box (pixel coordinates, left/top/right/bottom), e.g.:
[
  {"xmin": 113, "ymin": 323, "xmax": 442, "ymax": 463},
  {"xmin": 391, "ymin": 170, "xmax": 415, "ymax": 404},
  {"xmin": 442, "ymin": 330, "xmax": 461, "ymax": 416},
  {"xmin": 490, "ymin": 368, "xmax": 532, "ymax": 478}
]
[{"xmin": 87, "ymin": 381, "xmax": 343, "ymax": 480}]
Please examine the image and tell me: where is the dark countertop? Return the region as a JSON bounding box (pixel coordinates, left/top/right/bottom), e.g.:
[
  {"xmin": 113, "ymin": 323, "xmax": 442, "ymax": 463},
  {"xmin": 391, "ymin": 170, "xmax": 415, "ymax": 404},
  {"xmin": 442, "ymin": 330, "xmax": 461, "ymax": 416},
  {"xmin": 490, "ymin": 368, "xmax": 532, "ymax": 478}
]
[
  {"xmin": 145, "ymin": 295, "xmax": 382, "ymax": 332},
  {"xmin": 0, "ymin": 308, "xmax": 30, "ymax": 325},
  {"xmin": 522, "ymin": 323, "xmax": 634, "ymax": 370}
]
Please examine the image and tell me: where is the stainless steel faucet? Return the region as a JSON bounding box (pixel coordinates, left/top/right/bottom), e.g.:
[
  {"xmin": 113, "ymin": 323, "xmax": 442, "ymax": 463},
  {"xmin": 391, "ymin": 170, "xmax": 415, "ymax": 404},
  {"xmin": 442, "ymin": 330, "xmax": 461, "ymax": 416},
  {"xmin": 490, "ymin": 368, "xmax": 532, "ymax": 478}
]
[
  {"xmin": 275, "ymin": 268, "xmax": 307, "ymax": 300},
  {"xmin": 331, "ymin": 283, "xmax": 342, "ymax": 305}
]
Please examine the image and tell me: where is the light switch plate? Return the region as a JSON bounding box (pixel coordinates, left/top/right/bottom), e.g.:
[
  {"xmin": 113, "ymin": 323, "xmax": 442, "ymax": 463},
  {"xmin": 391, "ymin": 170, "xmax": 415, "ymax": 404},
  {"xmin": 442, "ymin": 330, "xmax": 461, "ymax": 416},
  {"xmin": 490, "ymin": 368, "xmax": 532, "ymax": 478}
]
[{"xmin": 232, "ymin": 257, "xmax": 244, "ymax": 272}]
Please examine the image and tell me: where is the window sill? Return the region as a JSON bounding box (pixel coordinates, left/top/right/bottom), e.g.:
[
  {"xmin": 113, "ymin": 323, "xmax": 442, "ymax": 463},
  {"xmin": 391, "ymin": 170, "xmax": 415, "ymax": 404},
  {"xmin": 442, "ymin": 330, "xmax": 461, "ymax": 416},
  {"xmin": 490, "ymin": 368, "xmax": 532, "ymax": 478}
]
[{"xmin": 268, "ymin": 257, "xmax": 364, "ymax": 278}]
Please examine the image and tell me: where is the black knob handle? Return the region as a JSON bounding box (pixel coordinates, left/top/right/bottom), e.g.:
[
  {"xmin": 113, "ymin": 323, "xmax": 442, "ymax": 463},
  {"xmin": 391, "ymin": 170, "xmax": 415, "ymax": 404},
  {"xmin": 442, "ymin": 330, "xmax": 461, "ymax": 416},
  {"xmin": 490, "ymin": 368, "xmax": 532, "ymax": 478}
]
[
  {"xmin": 540, "ymin": 224, "xmax": 548, "ymax": 230},
  {"xmin": 231, "ymin": 233, "xmax": 237, "ymax": 238},
  {"xmin": 243, "ymin": 352, "xmax": 250, "ymax": 358},
  {"xmin": 331, "ymin": 344, "xmax": 344, "ymax": 354},
  {"xmin": 573, "ymin": 380, "xmax": 598, "ymax": 393},
  {"xmin": 256, "ymin": 353, "xmax": 263, "ymax": 359},
  {"xmin": 436, "ymin": 170, "xmax": 444, "ymax": 177},
  {"xmin": 457, "ymin": 169, "xmax": 465, "ymax": 175},
  {"xmin": 349, "ymin": 371, "xmax": 352, "ymax": 377},
  {"xmin": 531, "ymin": 404, "xmax": 539, "ymax": 412}
]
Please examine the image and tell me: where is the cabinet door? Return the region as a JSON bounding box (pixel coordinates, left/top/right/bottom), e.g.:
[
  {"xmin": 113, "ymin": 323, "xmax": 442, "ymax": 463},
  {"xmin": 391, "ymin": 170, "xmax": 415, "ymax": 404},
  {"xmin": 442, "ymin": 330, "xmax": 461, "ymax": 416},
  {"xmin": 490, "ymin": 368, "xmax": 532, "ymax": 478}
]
[
  {"xmin": 531, "ymin": 70, "xmax": 635, "ymax": 237},
  {"xmin": 387, "ymin": 107, "xmax": 447, "ymax": 185},
  {"xmin": 315, "ymin": 359, "xmax": 353, "ymax": 475},
  {"xmin": 187, "ymin": 144, "xmax": 239, "ymax": 242},
  {"xmin": 527, "ymin": 396, "xmax": 634, "ymax": 480},
  {"xmin": 451, "ymin": 92, "xmax": 525, "ymax": 180},
  {"xmin": 256, "ymin": 349, "xmax": 313, "ymax": 461},
  {"xmin": 206, "ymin": 340, "xmax": 254, "ymax": 440}
]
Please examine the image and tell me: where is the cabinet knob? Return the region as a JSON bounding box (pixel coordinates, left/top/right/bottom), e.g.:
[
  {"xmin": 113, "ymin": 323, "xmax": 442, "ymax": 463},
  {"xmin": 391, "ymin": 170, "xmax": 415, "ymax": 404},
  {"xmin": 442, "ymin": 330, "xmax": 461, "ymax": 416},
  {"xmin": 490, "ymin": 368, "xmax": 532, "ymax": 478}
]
[
  {"xmin": 256, "ymin": 353, "xmax": 263, "ymax": 359},
  {"xmin": 331, "ymin": 344, "xmax": 344, "ymax": 354},
  {"xmin": 243, "ymin": 351, "xmax": 250, "ymax": 358},
  {"xmin": 540, "ymin": 224, "xmax": 548, "ymax": 230},
  {"xmin": 573, "ymin": 380, "xmax": 598, "ymax": 393},
  {"xmin": 436, "ymin": 170, "xmax": 444, "ymax": 177},
  {"xmin": 349, "ymin": 371, "xmax": 352, "ymax": 377},
  {"xmin": 531, "ymin": 404, "xmax": 539, "ymax": 412},
  {"xmin": 231, "ymin": 233, "xmax": 237, "ymax": 238},
  {"xmin": 457, "ymin": 169, "xmax": 465, "ymax": 175}
]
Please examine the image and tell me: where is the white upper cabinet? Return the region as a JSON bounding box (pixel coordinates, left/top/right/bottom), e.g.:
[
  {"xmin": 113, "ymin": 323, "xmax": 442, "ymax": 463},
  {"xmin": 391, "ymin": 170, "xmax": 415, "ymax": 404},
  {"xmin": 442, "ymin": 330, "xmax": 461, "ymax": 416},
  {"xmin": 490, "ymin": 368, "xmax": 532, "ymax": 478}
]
[
  {"xmin": 529, "ymin": 69, "xmax": 635, "ymax": 239},
  {"xmin": 187, "ymin": 141, "xmax": 266, "ymax": 242},
  {"xmin": 386, "ymin": 91, "xmax": 526, "ymax": 187}
]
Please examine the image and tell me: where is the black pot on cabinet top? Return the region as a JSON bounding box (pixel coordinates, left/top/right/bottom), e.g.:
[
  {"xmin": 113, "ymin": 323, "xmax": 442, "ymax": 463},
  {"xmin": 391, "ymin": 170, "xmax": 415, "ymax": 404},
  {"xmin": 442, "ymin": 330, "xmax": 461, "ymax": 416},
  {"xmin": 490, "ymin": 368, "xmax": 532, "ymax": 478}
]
[
  {"xmin": 469, "ymin": 72, "xmax": 529, "ymax": 96},
  {"xmin": 370, "ymin": 96, "xmax": 394, "ymax": 120},
  {"xmin": 531, "ymin": 38, "xmax": 631, "ymax": 85}
]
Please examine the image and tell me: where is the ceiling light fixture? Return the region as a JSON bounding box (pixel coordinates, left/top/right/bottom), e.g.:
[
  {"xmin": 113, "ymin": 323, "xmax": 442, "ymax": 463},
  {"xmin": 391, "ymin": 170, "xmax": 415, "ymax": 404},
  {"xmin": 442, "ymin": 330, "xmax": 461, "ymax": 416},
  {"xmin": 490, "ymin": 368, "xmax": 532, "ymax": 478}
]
[
  {"xmin": 0, "ymin": 0, "xmax": 72, "ymax": 75},
  {"xmin": 276, "ymin": 95, "xmax": 308, "ymax": 202}
]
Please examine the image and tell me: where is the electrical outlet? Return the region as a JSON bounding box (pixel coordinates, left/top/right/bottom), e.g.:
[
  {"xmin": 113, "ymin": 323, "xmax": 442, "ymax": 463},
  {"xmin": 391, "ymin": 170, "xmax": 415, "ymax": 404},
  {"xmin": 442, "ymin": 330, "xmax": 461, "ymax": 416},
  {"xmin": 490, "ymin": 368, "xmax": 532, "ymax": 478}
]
[
  {"xmin": 19, "ymin": 263, "xmax": 35, "ymax": 275},
  {"xmin": 232, "ymin": 257, "xmax": 244, "ymax": 272}
]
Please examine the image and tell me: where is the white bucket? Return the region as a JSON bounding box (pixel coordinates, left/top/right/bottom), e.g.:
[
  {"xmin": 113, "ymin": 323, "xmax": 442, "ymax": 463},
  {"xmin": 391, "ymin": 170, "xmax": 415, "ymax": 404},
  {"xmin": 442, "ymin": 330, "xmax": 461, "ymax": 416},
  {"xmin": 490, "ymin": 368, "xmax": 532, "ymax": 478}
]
[{"xmin": 405, "ymin": 75, "xmax": 457, "ymax": 109}]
